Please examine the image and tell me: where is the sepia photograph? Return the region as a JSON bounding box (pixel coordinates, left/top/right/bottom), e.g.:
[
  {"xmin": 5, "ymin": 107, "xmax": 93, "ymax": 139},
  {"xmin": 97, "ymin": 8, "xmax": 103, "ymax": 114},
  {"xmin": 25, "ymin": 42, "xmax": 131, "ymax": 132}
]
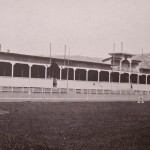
[{"xmin": 0, "ymin": 0, "xmax": 150, "ymax": 149}]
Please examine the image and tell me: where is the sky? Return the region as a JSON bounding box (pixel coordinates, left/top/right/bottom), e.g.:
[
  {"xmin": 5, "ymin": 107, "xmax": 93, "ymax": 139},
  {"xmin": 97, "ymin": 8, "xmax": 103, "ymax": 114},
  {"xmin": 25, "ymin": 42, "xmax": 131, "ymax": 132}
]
[{"xmin": 0, "ymin": 0, "xmax": 150, "ymax": 58}]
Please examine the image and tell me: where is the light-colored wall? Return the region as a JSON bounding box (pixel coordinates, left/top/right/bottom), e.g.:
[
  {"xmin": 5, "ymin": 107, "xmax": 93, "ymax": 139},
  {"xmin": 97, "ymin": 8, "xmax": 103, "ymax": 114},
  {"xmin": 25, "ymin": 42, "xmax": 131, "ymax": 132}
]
[
  {"xmin": 0, "ymin": 76, "xmax": 150, "ymax": 91},
  {"xmin": 0, "ymin": 76, "xmax": 53, "ymax": 88}
]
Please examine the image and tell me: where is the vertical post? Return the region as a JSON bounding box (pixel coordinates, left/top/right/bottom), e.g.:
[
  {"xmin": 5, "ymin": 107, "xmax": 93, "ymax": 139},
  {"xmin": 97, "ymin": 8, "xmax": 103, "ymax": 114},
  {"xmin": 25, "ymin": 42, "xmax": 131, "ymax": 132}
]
[
  {"xmin": 66, "ymin": 46, "xmax": 70, "ymax": 93},
  {"xmin": 129, "ymin": 73, "xmax": 130, "ymax": 83},
  {"xmin": 11, "ymin": 63, "xmax": 14, "ymax": 77},
  {"xmin": 43, "ymin": 87, "xmax": 45, "ymax": 99},
  {"xmin": 28, "ymin": 64, "xmax": 32, "ymax": 100},
  {"xmin": 129, "ymin": 60, "xmax": 132, "ymax": 72},
  {"xmin": 119, "ymin": 73, "xmax": 122, "ymax": 94},
  {"xmin": 146, "ymin": 75, "xmax": 147, "ymax": 85},
  {"xmin": 119, "ymin": 72, "xmax": 121, "ymax": 83},
  {"xmin": 86, "ymin": 69, "xmax": 89, "ymax": 81},
  {"xmin": 64, "ymin": 45, "xmax": 66, "ymax": 66},
  {"xmin": 73, "ymin": 68, "xmax": 76, "ymax": 80},
  {"xmin": 50, "ymin": 42, "xmax": 51, "ymax": 65},
  {"xmin": 112, "ymin": 43, "xmax": 115, "ymax": 71},
  {"xmin": 29, "ymin": 64, "xmax": 32, "ymax": 78},
  {"xmin": 98, "ymin": 70, "xmax": 100, "ymax": 82},
  {"xmin": 85, "ymin": 69, "xmax": 89, "ymax": 101},
  {"xmin": 66, "ymin": 66, "xmax": 69, "ymax": 93},
  {"xmin": 137, "ymin": 74, "xmax": 139, "ymax": 84},
  {"xmin": 120, "ymin": 60, "xmax": 122, "ymax": 71},
  {"xmin": 142, "ymin": 49, "xmax": 143, "ymax": 68},
  {"xmin": 109, "ymin": 71, "xmax": 111, "ymax": 82}
]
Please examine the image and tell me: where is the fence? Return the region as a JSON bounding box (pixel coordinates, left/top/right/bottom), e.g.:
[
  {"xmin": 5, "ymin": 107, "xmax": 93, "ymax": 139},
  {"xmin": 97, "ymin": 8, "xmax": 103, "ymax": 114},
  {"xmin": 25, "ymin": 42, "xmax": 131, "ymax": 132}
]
[{"xmin": 0, "ymin": 86, "xmax": 149, "ymax": 95}]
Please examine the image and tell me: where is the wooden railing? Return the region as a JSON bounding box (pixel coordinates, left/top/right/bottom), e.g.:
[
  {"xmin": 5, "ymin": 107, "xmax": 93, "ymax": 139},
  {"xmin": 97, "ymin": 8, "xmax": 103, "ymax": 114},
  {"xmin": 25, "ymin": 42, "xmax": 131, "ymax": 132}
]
[{"xmin": 0, "ymin": 86, "xmax": 149, "ymax": 95}]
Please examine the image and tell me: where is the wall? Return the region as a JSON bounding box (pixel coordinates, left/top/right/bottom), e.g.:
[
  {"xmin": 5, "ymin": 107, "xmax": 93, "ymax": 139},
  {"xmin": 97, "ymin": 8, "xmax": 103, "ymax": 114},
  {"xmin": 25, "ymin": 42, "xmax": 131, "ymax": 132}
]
[{"xmin": 0, "ymin": 76, "xmax": 150, "ymax": 92}]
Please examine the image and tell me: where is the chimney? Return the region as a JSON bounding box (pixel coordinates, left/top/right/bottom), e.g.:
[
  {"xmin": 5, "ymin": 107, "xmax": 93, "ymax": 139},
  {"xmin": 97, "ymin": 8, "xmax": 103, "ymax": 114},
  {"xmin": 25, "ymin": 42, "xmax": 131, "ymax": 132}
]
[
  {"xmin": 7, "ymin": 49, "xmax": 10, "ymax": 53},
  {"xmin": 0, "ymin": 44, "xmax": 1, "ymax": 52}
]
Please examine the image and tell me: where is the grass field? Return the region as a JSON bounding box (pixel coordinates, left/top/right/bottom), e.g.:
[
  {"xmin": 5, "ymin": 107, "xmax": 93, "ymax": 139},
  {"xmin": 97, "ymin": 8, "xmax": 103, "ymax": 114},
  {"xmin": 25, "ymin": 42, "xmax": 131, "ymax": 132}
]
[{"xmin": 0, "ymin": 101, "xmax": 150, "ymax": 150}]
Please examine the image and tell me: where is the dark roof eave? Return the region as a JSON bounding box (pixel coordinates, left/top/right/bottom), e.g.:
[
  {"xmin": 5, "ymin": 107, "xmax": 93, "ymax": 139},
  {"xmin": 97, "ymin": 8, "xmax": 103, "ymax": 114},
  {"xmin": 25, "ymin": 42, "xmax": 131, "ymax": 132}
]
[
  {"xmin": 132, "ymin": 59, "xmax": 142, "ymax": 63},
  {"xmin": 140, "ymin": 67, "xmax": 150, "ymax": 70},
  {"xmin": 109, "ymin": 52, "xmax": 135, "ymax": 57}
]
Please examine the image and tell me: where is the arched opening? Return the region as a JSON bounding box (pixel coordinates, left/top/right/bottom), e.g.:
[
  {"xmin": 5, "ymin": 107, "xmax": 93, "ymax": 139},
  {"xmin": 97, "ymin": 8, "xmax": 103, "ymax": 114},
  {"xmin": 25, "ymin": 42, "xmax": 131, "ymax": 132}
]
[
  {"xmin": 61, "ymin": 68, "xmax": 74, "ymax": 80},
  {"xmin": 121, "ymin": 73, "xmax": 129, "ymax": 83},
  {"xmin": 31, "ymin": 65, "xmax": 45, "ymax": 78},
  {"xmin": 110, "ymin": 72, "xmax": 119, "ymax": 82},
  {"xmin": 14, "ymin": 63, "xmax": 29, "ymax": 77},
  {"xmin": 100, "ymin": 71, "xmax": 109, "ymax": 82},
  {"xmin": 75, "ymin": 69, "xmax": 86, "ymax": 81},
  {"xmin": 139, "ymin": 75, "xmax": 146, "ymax": 84},
  {"xmin": 147, "ymin": 75, "xmax": 150, "ymax": 84},
  {"xmin": 130, "ymin": 74, "xmax": 138, "ymax": 84},
  {"xmin": 121, "ymin": 59, "xmax": 130, "ymax": 71},
  {"xmin": 0, "ymin": 62, "xmax": 12, "ymax": 76},
  {"xmin": 88, "ymin": 70, "xmax": 98, "ymax": 81}
]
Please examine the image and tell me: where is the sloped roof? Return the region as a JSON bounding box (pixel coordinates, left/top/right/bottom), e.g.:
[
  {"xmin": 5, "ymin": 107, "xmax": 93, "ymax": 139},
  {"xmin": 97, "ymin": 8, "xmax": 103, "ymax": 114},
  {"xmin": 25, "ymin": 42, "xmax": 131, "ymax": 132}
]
[
  {"xmin": 102, "ymin": 56, "xmax": 122, "ymax": 62},
  {"xmin": 0, "ymin": 52, "xmax": 111, "ymax": 70},
  {"xmin": 109, "ymin": 50, "xmax": 135, "ymax": 57}
]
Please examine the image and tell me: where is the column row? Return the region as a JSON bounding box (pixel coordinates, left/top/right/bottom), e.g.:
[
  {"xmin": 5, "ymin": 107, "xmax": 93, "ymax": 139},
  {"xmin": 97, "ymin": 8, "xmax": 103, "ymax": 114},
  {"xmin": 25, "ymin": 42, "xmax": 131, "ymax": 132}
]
[{"xmin": 0, "ymin": 61, "xmax": 150, "ymax": 84}]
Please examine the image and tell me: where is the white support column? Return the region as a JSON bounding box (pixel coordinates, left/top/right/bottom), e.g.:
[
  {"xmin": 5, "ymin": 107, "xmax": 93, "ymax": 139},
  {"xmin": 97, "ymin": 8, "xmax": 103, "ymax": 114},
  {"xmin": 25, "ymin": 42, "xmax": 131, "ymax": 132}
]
[
  {"xmin": 11, "ymin": 62, "xmax": 15, "ymax": 77},
  {"xmin": 119, "ymin": 72, "xmax": 121, "ymax": 83},
  {"xmin": 86, "ymin": 69, "xmax": 89, "ymax": 81},
  {"xmin": 98, "ymin": 70, "xmax": 101, "ymax": 82},
  {"xmin": 29, "ymin": 64, "xmax": 32, "ymax": 78},
  {"xmin": 120, "ymin": 60, "xmax": 123, "ymax": 71},
  {"xmin": 146, "ymin": 75, "xmax": 148, "ymax": 84},
  {"xmin": 137, "ymin": 74, "xmax": 140, "ymax": 84},
  {"xmin": 109, "ymin": 71, "xmax": 111, "ymax": 82},
  {"xmin": 73, "ymin": 68, "xmax": 76, "ymax": 80},
  {"xmin": 128, "ymin": 73, "xmax": 131, "ymax": 83},
  {"xmin": 129, "ymin": 61, "xmax": 132, "ymax": 72}
]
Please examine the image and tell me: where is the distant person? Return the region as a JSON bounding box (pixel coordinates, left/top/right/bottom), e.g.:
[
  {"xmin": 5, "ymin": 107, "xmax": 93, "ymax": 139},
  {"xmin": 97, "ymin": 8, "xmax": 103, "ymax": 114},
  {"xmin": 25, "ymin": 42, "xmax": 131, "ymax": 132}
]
[
  {"xmin": 137, "ymin": 91, "xmax": 144, "ymax": 103},
  {"xmin": 49, "ymin": 59, "xmax": 60, "ymax": 88}
]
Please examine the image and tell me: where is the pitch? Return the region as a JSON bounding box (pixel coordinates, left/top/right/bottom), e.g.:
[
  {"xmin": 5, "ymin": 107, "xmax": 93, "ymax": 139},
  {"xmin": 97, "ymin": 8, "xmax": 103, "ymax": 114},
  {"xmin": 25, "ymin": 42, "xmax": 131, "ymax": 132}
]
[{"xmin": 0, "ymin": 101, "xmax": 150, "ymax": 150}]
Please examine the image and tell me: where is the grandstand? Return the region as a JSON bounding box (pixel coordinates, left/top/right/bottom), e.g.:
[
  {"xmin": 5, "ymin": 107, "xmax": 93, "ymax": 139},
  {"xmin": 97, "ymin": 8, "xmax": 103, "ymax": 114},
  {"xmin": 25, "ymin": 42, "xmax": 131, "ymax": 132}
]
[{"xmin": 0, "ymin": 50, "xmax": 150, "ymax": 100}]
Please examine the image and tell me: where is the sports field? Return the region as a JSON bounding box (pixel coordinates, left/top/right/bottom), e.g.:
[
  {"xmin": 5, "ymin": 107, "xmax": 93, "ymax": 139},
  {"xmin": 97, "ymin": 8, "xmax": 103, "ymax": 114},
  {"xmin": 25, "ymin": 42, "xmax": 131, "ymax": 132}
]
[{"xmin": 0, "ymin": 101, "xmax": 150, "ymax": 150}]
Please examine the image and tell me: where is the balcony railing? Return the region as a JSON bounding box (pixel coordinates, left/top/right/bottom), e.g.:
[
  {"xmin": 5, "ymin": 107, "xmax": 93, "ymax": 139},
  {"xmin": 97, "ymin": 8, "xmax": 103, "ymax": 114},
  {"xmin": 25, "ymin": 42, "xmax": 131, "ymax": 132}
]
[{"xmin": 113, "ymin": 67, "xmax": 139, "ymax": 73}]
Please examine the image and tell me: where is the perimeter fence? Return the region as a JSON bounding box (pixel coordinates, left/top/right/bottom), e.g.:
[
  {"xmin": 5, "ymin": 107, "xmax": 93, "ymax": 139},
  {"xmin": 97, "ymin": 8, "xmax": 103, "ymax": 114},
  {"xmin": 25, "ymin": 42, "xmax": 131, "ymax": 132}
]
[{"xmin": 0, "ymin": 86, "xmax": 149, "ymax": 95}]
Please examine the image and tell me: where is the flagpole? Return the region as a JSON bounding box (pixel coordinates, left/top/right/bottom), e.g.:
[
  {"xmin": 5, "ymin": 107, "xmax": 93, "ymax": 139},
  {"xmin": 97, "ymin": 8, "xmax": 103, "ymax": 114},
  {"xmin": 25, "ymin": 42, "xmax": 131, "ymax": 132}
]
[
  {"xmin": 142, "ymin": 49, "xmax": 143, "ymax": 71},
  {"xmin": 111, "ymin": 43, "xmax": 115, "ymax": 93},
  {"xmin": 0, "ymin": 44, "xmax": 1, "ymax": 52},
  {"xmin": 50, "ymin": 42, "xmax": 51, "ymax": 65},
  {"xmin": 112, "ymin": 43, "xmax": 115, "ymax": 81},
  {"xmin": 113, "ymin": 43, "xmax": 115, "ymax": 73},
  {"xmin": 66, "ymin": 46, "xmax": 70, "ymax": 93},
  {"xmin": 64, "ymin": 45, "xmax": 66, "ymax": 66}
]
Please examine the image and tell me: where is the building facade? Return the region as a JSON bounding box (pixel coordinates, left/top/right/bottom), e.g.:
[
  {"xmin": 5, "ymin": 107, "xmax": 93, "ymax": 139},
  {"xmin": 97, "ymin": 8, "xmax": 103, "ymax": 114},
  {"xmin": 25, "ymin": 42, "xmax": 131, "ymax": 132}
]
[{"xmin": 0, "ymin": 51, "xmax": 150, "ymax": 94}]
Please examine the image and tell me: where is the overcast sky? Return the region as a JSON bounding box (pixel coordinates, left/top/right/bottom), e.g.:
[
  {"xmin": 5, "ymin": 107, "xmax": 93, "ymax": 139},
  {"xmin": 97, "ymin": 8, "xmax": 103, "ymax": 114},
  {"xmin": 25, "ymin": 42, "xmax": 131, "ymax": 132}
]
[{"xmin": 0, "ymin": 0, "xmax": 150, "ymax": 58}]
